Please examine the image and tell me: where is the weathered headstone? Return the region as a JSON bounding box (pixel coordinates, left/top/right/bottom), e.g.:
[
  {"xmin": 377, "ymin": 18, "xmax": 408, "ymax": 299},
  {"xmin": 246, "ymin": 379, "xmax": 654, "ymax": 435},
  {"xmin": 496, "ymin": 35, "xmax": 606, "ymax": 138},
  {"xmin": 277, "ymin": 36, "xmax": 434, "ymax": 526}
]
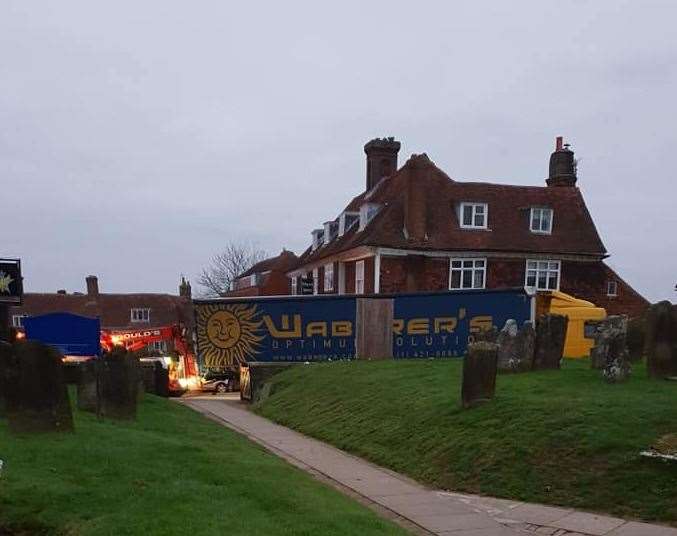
[
  {"xmin": 496, "ymin": 319, "xmax": 535, "ymax": 372},
  {"xmin": 602, "ymin": 331, "xmax": 631, "ymax": 383},
  {"xmin": 77, "ymin": 360, "xmax": 99, "ymax": 413},
  {"xmin": 0, "ymin": 341, "xmax": 11, "ymax": 418},
  {"xmin": 98, "ymin": 349, "xmax": 139, "ymax": 420},
  {"xmin": 626, "ymin": 317, "xmax": 646, "ymax": 362},
  {"xmin": 461, "ymin": 342, "xmax": 498, "ymax": 408},
  {"xmin": 1, "ymin": 340, "xmax": 73, "ymax": 434},
  {"xmin": 587, "ymin": 315, "xmax": 628, "ymax": 369},
  {"xmin": 533, "ymin": 314, "xmax": 568, "ymax": 370},
  {"xmin": 644, "ymin": 301, "xmax": 677, "ymax": 379}
]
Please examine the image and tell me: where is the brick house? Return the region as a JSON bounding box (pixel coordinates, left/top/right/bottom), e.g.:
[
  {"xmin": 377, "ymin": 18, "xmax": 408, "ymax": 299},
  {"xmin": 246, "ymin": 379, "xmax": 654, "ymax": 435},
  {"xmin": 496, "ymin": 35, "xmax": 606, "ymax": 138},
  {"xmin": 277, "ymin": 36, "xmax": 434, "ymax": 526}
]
[
  {"xmin": 282, "ymin": 137, "xmax": 648, "ymax": 318},
  {"xmin": 10, "ymin": 275, "xmax": 194, "ymax": 353},
  {"xmin": 225, "ymin": 249, "xmax": 298, "ymax": 297}
]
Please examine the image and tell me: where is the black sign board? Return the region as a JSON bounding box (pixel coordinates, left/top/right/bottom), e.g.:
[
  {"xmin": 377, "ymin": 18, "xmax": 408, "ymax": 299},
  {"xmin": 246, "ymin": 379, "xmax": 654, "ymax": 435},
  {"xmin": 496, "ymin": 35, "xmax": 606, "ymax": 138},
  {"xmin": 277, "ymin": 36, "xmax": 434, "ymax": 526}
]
[
  {"xmin": 300, "ymin": 276, "xmax": 314, "ymax": 295},
  {"xmin": 0, "ymin": 259, "xmax": 23, "ymax": 305}
]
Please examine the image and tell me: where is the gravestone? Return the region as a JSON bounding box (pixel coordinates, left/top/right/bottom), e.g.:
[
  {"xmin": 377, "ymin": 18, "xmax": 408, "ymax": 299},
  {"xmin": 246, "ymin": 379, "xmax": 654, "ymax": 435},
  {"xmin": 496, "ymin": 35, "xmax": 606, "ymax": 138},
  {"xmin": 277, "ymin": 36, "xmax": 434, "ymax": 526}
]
[
  {"xmin": 644, "ymin": 301, "xmax": 677, "ymax": 379},
  {"xmin": 77, "ymin": 360, "xmax": 99, "ymax": 413},
  {"xmin": 461, "ymin": 342, "xmax": 498, "ymax": 409},
  {"xmin": 98, "ymin": 349, "xmax": 139, "ymax": 420},
  {"xmin": 533, "ymin": 314, "xmax": 568, "ymax": 370},
  {"xmin": 0, "ymin": 341, "xmax": 11, "ymax": 418},
  {"xmin": 1, "ymin": 340, "xmax": 73, "ymax": 434},
  {"xmin": 588, "ymin": 315, "xmax": 628, "ymax": 369},
  {"xmin": 496, "ymin": 320, "xmax": 535, "ymax": 372},
  {"xmin": 602, "ymin": 331, "xmax": 631, "ymax": 383},
  {"xmin": 154, "ymin": 362, "xmax": 170, "ymax": 397},
  {"xmin": 626, "ymin": 317, "xmax": 646, "ymax": 362}
]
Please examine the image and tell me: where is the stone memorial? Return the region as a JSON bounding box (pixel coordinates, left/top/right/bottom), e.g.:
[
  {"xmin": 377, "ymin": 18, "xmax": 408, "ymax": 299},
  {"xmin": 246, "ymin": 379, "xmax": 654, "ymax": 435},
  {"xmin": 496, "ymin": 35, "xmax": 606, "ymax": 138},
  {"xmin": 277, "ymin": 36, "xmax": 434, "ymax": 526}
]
[
  {"xmin": 461, "ymin": 342, "xmax": 498, "ymax": 409},
  {"xmin": 588, "ymin": 315, "xmax": 628, "ymax": 369},
  {"xmin": 0, "ymin": 340, "xmax": 11, "ymax": 418},
  {"xmin": 602, "ymin": 331, "xmax": 631, "ymax": 383},
  {"xmin": 626, "ymin": 317, "xmax": 646, "ymax": 362},
  {"xmin": 533, "ymin": 314, "xmax": 568, "ymax": 370},
  {"xmin": 496, "ymin": 319, "xmax": 535, "ymax": 372},
  {"xmin": 1, "ymin": 340, "xmax": 73, "ymax": 434},
  {"xmin": 644, "ymin": 301, "xmax": 677, "ymax": 379},
  {"xmin": 77, "ymin": 360, "xmax": 99, "ymax": 413},
  {"xmin": 98, "ymin": 348, "xmax": 139, "ymax": 420}
]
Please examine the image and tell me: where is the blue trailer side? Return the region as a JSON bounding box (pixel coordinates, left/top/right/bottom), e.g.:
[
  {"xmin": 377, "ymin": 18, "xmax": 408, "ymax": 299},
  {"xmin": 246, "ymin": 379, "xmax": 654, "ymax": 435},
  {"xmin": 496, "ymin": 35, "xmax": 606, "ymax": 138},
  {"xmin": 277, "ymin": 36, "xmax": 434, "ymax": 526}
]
[{"xmin": 194, "ymin": 288, "xmax": 533, "ymax": 367}]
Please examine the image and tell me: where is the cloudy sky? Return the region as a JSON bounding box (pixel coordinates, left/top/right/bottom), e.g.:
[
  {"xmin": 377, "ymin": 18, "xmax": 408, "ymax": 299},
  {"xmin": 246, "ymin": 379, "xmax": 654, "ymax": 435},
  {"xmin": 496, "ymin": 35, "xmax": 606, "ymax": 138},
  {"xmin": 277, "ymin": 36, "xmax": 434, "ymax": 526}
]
[{"xmin": 2, "ymin": 1, "xmax": 675, "ymax": 301}]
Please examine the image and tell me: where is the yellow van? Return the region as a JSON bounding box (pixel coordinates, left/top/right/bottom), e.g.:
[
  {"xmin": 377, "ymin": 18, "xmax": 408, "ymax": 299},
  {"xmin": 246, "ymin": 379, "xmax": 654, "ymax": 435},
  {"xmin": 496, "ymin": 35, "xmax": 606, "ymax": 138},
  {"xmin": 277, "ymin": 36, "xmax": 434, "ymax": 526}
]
[{"xmin": 536, "ymin": 291, "xmax": 607, "ymax": 358}]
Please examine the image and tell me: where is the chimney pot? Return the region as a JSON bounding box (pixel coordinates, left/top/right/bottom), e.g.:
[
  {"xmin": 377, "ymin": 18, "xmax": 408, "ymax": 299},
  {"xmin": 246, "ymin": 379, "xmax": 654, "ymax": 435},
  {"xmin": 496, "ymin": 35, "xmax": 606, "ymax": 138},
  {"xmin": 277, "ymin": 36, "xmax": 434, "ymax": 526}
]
[
  {"xmin": 547, "ymin": 138, "xmax": 577, "ymax": 187},
  {"xmin": 556, "ymin": 136, "xmax": 563, "ymax": 151},
  {"xmin": 86, "ymin": 275, "xmax": 99, "ymax": 298}
]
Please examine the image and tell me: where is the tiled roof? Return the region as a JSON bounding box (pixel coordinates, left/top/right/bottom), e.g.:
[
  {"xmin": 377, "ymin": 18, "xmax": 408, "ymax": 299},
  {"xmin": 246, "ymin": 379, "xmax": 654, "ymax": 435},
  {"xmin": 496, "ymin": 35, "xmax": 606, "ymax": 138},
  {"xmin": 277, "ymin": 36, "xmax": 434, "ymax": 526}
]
[
  {"xmin": 294, "ymin": 153, "xmax": 606, "ymax": 269},
  {"xmin": 238, "ymin": 250, "xmax": 298, "ymax": 279},
  {"xmin": 11, "ymin": 292, "xmax": 193, "ymax": 331}
]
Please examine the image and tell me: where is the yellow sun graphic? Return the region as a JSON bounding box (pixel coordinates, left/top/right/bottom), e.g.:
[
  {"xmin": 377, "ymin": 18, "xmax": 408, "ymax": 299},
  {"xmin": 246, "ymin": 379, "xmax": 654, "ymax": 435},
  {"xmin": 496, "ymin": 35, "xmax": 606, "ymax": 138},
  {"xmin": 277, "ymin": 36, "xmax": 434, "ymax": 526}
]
[{"xmin": 196, "ymin": 303, "xmax": 264, "ymax": 368}]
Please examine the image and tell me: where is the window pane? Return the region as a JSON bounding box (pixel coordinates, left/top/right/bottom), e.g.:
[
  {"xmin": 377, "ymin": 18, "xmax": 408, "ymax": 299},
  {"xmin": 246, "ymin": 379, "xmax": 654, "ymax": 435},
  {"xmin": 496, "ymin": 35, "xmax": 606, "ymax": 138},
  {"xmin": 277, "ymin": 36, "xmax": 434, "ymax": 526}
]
[
  {"xmin": 462, "ymin": 205, "xmax": 473, "ymax": 226},
  {"xmin": 532, "ymin": 211, "xmax": 541, "ymax": 230},
  {"xmin": 475, "ymin": 259, "xmax": 485, "ymax": 268},
  {"xmin": 450, "ymin": 270, "xmax": 461, "ymax": 289},
  {"xmin": 452, "ymin": 260, "xmax": 461, "ymax": 268},
  {"xmin": 542, "ymin": 210, "xmax": 551, "ymax": 230},
  {"xmin": 526, "ymin": 274, "xmax": 536, "ymax": 287},
  {"xmin": 463, "ymin": 260, "xmax": 473, "ymax": 268},
  {"xmin": 475, "ymin": 204, "xmax": 485, "ymax": 214},
  {"xmin": 474, "ymin": 269, "xmax": 484, "ymax": 288},
  {"xmin": 462, "ymin": 270, "xmax": 472, "ymax": 288},
  {"xmin": 527, "ymin": 261, "xmax": 536, "ymax": 270},
  {"xmin": 538, "ymin": 272, "xmax": 547, "ymax": 289},
  {"xmin": 549, "ymin": 262, "xmax": 559, "ymax": 270},
  {"xmin": 548, "ymin": 273, "xmax": 558, "ymax": 289}
]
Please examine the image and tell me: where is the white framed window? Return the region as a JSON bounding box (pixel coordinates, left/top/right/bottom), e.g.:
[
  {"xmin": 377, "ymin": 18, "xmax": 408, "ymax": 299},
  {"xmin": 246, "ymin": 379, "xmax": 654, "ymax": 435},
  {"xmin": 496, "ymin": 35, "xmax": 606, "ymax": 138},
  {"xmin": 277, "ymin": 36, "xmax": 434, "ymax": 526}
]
[
  {"xmin": 607, "ymin": 280, "xmax": 618, "ymax": 297},
  {"xmin": 338, "ymin": 212, "xmax": 359, "ymax": 236},
  {"xmin": 148, "ymin": 341, "xmax": 167, "ymax": 353},
  {"xmin": 250, "ymin": 274, "xmax": 258, "ymax": 287},
  {"xmin": 449, "ymin": 258, "xmax": 486, "ymax": 290},
  {"xmin": 291, "ymin": 277, "xmax": 298, "ymax": 295},
  {"xmin": 12, "ymin": 314, "xmax": 26, "ymax": 328},
  {"xmin": 323, "ymin": 263, "xmax": 334, "ymax": 292},
  {"xmin": 131, "ymin": 308, "xmax": 151, "ymax": 323},
  {"xmin": 355, "ymin": 260, "xmax": 365, "ymax": 294},
  {"xmin": 530, "ymin": 207, "xmax": 553, "ymax": 234},
  {"xmin": 460, "ymin": 202, "xmax": 488, "ymax": 229},
  {"xmin": 525, "ymin": 260, "xmax": 560, "ymax": 291},
  {"xmin": 312, "ymin": 268, "xmax": 319, "ymax": 295},
  {"xmin": 311, "ymin": 229, "xmax": 324, "ymax": 251},
  {"xmin": 358, "ymin": 203, "xmax": 380, "ymax": 231}
]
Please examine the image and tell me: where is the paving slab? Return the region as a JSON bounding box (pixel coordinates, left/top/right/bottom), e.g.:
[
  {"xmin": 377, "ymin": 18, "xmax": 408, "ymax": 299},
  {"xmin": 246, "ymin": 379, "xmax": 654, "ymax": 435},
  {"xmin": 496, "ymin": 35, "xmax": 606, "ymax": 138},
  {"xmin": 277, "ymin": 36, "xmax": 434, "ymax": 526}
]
[
  {"xmin": 607, "ymin": 521, "xmax": 677, "ymax": 536},
  {"xmin": 551, "ymin": 512, "xmax": 625, "ymax": 535},
  {"xmin": 180, "ymin": 398, "xmax": 677, "ymax": 536}
]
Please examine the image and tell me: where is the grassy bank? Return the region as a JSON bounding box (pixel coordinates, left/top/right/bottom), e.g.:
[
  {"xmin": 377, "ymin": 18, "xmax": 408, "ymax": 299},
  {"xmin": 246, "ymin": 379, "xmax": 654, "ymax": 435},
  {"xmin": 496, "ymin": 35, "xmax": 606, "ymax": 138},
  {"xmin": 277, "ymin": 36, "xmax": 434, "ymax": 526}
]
[
  {"xmin": 0, "ymin": 393, "xmax": 406, "ymax": 536},
  {"xmin": 256, "ymin": 359, "xmax": 677, "ymax": 525}
]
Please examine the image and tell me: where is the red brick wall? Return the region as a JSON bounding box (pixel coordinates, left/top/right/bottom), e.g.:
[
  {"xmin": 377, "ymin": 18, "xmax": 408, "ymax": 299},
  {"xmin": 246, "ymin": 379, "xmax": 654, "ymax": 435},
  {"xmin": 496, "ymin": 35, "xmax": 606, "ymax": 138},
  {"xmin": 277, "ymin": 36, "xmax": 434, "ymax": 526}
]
[
  {"xmin": 261, "ymin": 271, "xmax": 291, "ymax": 296},
  {"xmin": 380, "ymin": 256, "xmax": 448, "ymax": 293}
]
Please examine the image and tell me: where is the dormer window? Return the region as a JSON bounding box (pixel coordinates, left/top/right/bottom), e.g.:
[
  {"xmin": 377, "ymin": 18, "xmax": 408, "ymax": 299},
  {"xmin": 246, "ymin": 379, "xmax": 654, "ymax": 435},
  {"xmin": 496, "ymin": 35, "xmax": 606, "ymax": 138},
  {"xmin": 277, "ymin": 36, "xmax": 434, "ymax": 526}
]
[
  {"xmin": 359, "ymin": 203, "xmax": 380, "ymax": 231},
  {"xmin": 530, "ymin": 207, "xmax": 553, "ymax": 234},
  {"xmin": 311, "ymin": 229, "xmax": 324, "ymax": 251},
  {"xmin": 338, "ymin": 211, "xmax": 359, "ymax": 236},
  {"xmin": 459, "ymin": 202, "xmax": 488, "ymax": 229},
  {"xmin": 607, "ymin": 280, "xmax": 618, "ymax": 297},
  {"xmin": 323, "ymin": 222, "xmax": 337, "ymax": 245},
  {"xmin": 131, "ymin": 308, "xmax": 150, "ymax": 323}
]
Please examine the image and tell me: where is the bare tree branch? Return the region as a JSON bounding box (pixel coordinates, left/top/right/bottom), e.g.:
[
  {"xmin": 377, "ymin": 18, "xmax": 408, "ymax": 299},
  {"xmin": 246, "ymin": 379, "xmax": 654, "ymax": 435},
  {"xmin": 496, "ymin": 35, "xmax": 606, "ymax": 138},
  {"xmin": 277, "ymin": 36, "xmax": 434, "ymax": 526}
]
[{"xmin": 197, "ymin": 242, "xmax": 268, "ymax": 297}]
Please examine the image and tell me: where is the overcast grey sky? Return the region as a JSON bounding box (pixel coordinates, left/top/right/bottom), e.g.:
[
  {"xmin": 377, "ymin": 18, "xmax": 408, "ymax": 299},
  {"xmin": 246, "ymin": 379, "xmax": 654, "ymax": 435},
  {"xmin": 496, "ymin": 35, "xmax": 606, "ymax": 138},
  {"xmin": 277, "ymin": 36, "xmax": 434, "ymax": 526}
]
[{"xmin": 2, "ymin": 1, "xmax": 675, "ymax": 301}]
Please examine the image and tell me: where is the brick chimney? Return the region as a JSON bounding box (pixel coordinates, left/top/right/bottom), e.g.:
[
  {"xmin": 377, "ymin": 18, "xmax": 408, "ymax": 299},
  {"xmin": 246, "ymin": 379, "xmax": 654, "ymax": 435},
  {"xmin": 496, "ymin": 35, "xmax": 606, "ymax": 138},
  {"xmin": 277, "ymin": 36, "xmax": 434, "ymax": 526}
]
[
  {"xmin": 85, "ymin": 275, "xmax": 99, "ymax": 298},
  {"xmin": 179, "ymin": 276, "xmax": 192, "ymax": 299},
  {"xmin": 547, "ymin": 136, "xmax": 577, "ymax": 187},
  {"xmin": 403, "ymin": 154, "xmax": 432, "ymax": 242},
  {"xmin": 364, "ymin": 137, "xmax": 401, "ymax": 191}
]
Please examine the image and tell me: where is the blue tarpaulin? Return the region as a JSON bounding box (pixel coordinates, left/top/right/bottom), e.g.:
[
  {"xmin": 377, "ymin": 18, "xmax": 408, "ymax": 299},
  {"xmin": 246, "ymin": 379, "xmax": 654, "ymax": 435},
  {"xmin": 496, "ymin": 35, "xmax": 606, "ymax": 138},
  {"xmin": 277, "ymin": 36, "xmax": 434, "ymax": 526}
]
[{"xmin": 24, "ymin": 312, "xmax": 101, "ymax": 356}]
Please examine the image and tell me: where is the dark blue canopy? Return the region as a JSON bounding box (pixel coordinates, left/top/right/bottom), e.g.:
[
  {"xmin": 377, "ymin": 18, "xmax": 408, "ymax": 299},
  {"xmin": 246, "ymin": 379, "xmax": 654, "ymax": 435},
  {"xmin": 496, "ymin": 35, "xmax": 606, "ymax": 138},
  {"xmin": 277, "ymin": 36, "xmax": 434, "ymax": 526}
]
[{"xmin": 24, "ymin": 312, "xmax": 100, "ymax": 357}]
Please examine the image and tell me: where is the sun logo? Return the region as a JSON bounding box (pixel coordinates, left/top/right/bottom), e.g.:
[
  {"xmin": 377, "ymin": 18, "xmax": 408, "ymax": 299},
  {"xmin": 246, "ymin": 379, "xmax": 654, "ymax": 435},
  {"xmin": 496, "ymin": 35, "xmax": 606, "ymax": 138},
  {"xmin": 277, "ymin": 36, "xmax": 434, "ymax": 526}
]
[
  {"xmin": 0, "ymin": 271, "xmax": 13, "ymax": 294},
  {"xmin": 197, "ymin": 303, "xmax": 263, "ymax": 368}
]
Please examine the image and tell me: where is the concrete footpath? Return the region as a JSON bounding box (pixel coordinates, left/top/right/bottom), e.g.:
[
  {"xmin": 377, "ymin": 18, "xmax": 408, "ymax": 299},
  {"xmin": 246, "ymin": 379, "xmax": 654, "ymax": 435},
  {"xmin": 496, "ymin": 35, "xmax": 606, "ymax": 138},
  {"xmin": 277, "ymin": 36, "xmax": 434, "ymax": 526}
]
[{"xmin": 179, "ymin": 396, "xmax": 677, "ymax": 536}]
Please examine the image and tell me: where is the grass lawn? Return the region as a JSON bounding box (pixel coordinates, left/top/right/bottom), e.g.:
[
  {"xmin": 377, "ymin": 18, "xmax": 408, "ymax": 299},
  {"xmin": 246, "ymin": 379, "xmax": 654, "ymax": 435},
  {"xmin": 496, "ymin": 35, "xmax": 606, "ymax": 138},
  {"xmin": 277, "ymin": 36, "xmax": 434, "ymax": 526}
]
[
  {"xmin": 256, "ymin": 359, "xmax": 677, "ymax": 526},
  {"xmin": 0, "ymin": 393, "xmax": 407, "ymax": 536}
]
